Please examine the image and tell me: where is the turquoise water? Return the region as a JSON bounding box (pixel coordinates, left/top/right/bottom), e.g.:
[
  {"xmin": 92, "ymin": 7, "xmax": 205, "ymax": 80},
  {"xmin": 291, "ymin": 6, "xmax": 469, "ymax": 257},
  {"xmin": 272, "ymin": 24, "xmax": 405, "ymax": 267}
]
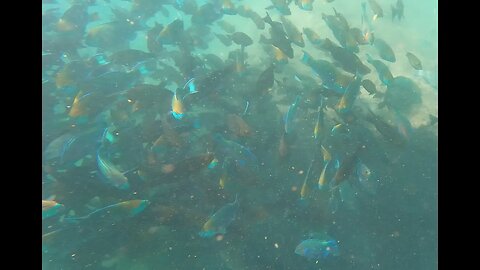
[{"xmin": 42, "ymin": 0, "xmax": 438, "ymax": 269}]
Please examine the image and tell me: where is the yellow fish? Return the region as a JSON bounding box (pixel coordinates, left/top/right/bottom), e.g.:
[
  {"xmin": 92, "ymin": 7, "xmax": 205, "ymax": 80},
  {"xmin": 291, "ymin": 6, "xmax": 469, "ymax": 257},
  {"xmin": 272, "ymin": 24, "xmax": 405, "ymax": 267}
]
[{"xmin": 171, "ymin": 94, "xmax": 185, "ymax": 120}]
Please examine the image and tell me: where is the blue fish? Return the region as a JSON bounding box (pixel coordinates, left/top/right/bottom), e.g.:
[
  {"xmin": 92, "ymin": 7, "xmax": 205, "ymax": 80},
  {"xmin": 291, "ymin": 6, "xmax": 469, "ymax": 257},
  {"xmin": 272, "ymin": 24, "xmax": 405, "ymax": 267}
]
[
  {"xmin": 295, "ymin": 238, "xmax": 339, "ymax": 260},
  {"xmin": 213, "ymin": 134, "xmax": 258, "ymax": 172},
  {"xmin": 284, "ymin": 95, "xmax": 301, "ymax": 134},
  {"xmin": 96, "ymin": 148, "xmax": 130, "ymax": 190},
  {"xmin": 199, "ymin": 195, "xmax": 239, "ymax": 238}
]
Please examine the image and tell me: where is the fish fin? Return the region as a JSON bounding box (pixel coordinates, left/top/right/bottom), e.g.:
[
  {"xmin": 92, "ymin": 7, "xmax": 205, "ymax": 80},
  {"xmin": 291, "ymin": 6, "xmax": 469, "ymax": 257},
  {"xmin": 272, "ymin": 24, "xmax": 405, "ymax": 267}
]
[
  {"xmin": 265, "ymin": 5, "xmax": 275, "ymax": 11},
  {"xmin": 122, "ymin": 166, "xmax": 138, "ymax": 176}
]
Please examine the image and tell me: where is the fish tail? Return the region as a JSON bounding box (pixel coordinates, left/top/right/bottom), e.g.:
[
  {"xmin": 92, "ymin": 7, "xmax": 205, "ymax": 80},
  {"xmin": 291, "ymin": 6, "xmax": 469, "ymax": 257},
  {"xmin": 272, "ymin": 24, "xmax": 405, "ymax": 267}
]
[{"xmin": 301, "ymin": 50, "xmax": 311, "ymax": 64}]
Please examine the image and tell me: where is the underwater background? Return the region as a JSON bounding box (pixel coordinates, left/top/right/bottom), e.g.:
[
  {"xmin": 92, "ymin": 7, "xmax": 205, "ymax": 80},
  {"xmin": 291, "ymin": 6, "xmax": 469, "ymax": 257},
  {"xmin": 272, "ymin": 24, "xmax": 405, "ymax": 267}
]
[{"xmin": 42, "ymin": 0, "xmax": 438, "ymax": 269}]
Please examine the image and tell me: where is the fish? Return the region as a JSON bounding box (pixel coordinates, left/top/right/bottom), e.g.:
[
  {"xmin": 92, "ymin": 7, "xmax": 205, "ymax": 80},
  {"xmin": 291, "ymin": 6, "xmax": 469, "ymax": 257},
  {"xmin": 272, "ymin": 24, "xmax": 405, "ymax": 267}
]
[
  {"xmin": 272, "ymin": 45, "xmax": 289, "ymax": 64},
  {"xmin": 336, "ymin": 74, "xmax": 362, "ymax": 113},
  {"xmin": 361, "ymin": 1, "xmax": 375, "ymax": 44},
  {"xmin": 173, "ymin": 0, "xmax": 198, "ymax": 15},
  {"xmin": 266, "ymin": 0, "xmax": 292, "ymax": 15},
  {"xmin": 213, "ymin": 134, "xmax": 258, "ymax": 171},
  {"xmin": 255, "ymin": 64, "xmax": 275, "ymax": 95},
  {"xmin": 63, "ymin": 200, "xmax": 150, "ymax": 223},
  {"xmin": 391, "ymin": 0, "xmax": 404, "ymax": 21},
  {"xmin": 321, "ymin": 38, "xmax": 370, "ymax": 75},
  {"xmin": 356, "ymin": 161, "xmax": 371, "ymax": 183},
  {"xmin": 300, "ymin": 160, "xmax": 315, "ymax": 201},
  {"xmin": 96, "ymin": 148, "xmax": 131, "ymax": 190},
  {"xmin": 406, "ymin": 52, "xmax": 423, "ymax": 70},
  {"xmin": 361, "ymin": 79, "xmax": 382, "ymax": 98},
  {"xmin": 318, "ymin": 160, "xmax": 330, "ymax": 190},
  {"xmin": 284, "ymin": 95, "xmax": 301, "ymax": 134},
  {"xmin": 229, "ymin": 32, "xmax": 254, "ymax": 47},
  {"xmin": 56, "ymin": 3, "xmax": 88, "ymax": 33},
  {"xmin": 313, "ymin": 105, "xmax": 325, "ymax": 140},
  {"xmin": 85, "ymin": 21, "xmax": 136, "ymax": 51},
  {"xmin": 226, "ymin": 114, "xmax": 252, "ymax": 137},
  {"xmin": 199, "ymin": 195, "xmax": 239, "ymax": 238},
  {"xmin": 156, "ymin": 19, "xmax": 185, "ymax": 46},
  {"xmin": 321, "ymin": 145, "xmax": 332, "ymax": 162},
  {"xmin": 373, "ymin": 38, "xmax": 396, "ymax": 62},
  {"xmin": 331, "ymin": 146, "xmax": 363, "ymax": 189},
  {"xmin": 301, "ymin": 51, "xmax": 344, "ymax": 93},
  {"xmin": 109, "ymin": 49, "xmax": 155, "ymax": 69},
  {"xmin": 42, "ymin": 200, "xmax": 65, "ymax": 220},
  {"xmin": 236, "ymin": 5, "xmax": 254, "ymax": 18},
  {"xmin": 365, "ymin": 109, "xmax": 409, "ymax": 146},
  {"xmin": 217, "ymin": 20, "xmax": 236, "ymax": 33},
  {"xmin": 263, "ymin": 12, "xmax": 294, "ymax": 58},
  {"xmin": 368, "ymin": 0, "xmax": 384, "ymax": 21},
  {"xmin": 220, "ymin": 0, "xmax": 237, "ymax": 15},
  {"xmin": 280, "ymin": 16, "xmax": 305, "ymax": 48},
  {"xmin": 349, "ymin": 27, "xmax": 369, "ymax": 45},
  {"xmin": 171, "ymin": 93, "xmax": 185, "ymax": 120},
  {"xmin": 383, "ymin": 76, "xmax": 422, "ymax": 114},
  {"xmin": 295, "ymin": 238, "xmax": 340, "ymax": 259},
  {"xmin": 216, "ymin": 33, "xmax": 233, "ymax": 46},
  {"xmin": 249, "ymin": 11, "xmax": 265, "ymax": 30},
  {"xmin": 366, "ymin": 54, "xmax": 394, "ymax": 86},
  {"xmin": 191, "ymin": 3, "xmax": 223, "ymax": 25},
  {"xmin": 303, "ymin": 27, "xmax": 323, "ymax": 45},
  {"xmin": 146, "ymin": 22, "xmax": 164, "ymax": 54},
  {"xmin": 295, "ymin": 0, "xmax": 314, "ymax": 11},
  {"xmin": 54, "ymin": 60, "xmax": 89, "ymax": 88}
]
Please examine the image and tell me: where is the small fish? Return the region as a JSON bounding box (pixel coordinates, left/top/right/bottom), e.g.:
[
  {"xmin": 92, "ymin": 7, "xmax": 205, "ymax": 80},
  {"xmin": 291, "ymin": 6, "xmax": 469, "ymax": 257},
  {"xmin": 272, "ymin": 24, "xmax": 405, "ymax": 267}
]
[
  {"xmin": 249, "ymin": 11, "xmax": 265, "ymax": 30},
  {"xmin": 406, "ymin": 52, "xmax": 423, "ymax": 70},
  {"xmin": 313, "ymin": 105, "xmax": 324, "ymax": 140},
  {"xmin": 331, "ymin": 146, "xmax": 363, "ymax": 189},
  {"xmin": 263, "ymin": 12, "xmax": 294, "ymax": 58},
  {"xmin": 255, "ymin": 64, "xmax": 275, "ymax": 95},
  {"xmin": 171, "ymin": 93, "xmax": 185, "ymax": 120},
  {"xmin": 368, "ymin": 0, "xmax": 384, "ymax": 20},
  {"xmin": 365, "ymin": 109, "xmax": 408, "ymax": 146},
  {"xmin": 335, "ymin": 74, "xmax": 362, "ymax": 113},
  {"xmin": 318, "ymin": 160, "xmax": 330, "ymax": 190},
  {"xmin": 217, "ymin": 20, "xmax": 236, "ymax": 33},
  {"xmin": 156, "ymin": 19, "xmax": 185, "ymax": 45},
  {"xmin": 284, "ymin": 96, "xmax": 301, "ymax": 134},
  {"xmin": 42, "ymin": 200, "xmax": 65, "ymax": 220},
  {"xmin": 199, "ymin": 195, "xmax": 239, "ymax": 238},
  {"xmin": 221, "ymin": 0, "xmax": 237, "ymax": 15},
  {"xmin": 300, "ymin": 160, "xmax": 315, "ymax": 201},
  {"xmin": 373, "ymin": 38, "xmax": 396, "ymax": 62},
  {"xmin": 267, "ymin": 0, "xmax": 292, "ymax": 15},
  {"xmin": 272, "ymin": 45, "xmax": 289, "ymax": 64},
  {"xmin": 391, "ymin": 0, "xmax": 404, "ymax": 21},
  {"xmin": 355, "ymin": 161, "xmax": 371, "ymax": 183},
  {"xmin": 295, "ymin": 0, "xmax": 314, "ymax": 11},
  {"xmin": 303, "ymin": 27, "xmax": 323, "ymax": 45},
  {"xmin": 216, "ymin": 33, "xmax": 233, "ymax": 46},
  {"xmin": 64, "ymin": 200, "xmax": 150, "ymax": 223},
  {"xmin": 361, "ymin": 2, "xmax": 375, "ymax": 44},
  {"xmin": 321, "ymin": 145, "xmax": 332, "ymax": 162},
  {"xmin": 96, "ymin": 149, "xmax": 130, "ymax": 190},
  {"xmin": 279, "ymin": 132, "xmax": 289, "ymax": 158},
  {"xmin": 295, "ymin": 238, "xmax": 340, "ymax": 260},
  {"xmin": 366, "ymin": 54, "xmax": 394, "ymax": 86},
  {"xmin": 229, "ymin": 32, "xmax": 254, "ymax": 47},
  {"xmin": 280, "ymin": 16, "xmax": 305, "ymax": 48},
  {"xmin": 361, "ymin": 79, "xmax": 382, "ymax": 98},
  {"xmin": 226, "ymin": 114, "xmax": 252, "ymax": 137}
]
